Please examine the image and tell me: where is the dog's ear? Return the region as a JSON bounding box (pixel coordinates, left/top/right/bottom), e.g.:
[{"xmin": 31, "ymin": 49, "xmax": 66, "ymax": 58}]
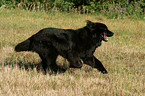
[{"xmin": 86, "ymin": 20, "xmax": 95, "ymax": 28}]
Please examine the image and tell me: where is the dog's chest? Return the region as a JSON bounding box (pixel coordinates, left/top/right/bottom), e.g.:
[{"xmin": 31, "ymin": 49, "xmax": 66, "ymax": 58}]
[
  {"xmin": 78, "ymin": 45, "xmax": 96, "ymax": 58},
  {"xmin": 78, "ymin": 39, "xmax": 102, "ymax": 57}
]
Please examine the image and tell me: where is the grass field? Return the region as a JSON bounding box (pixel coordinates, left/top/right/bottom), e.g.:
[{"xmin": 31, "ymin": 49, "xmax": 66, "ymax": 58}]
[{"xmin": 0, "ymin": 9, "xmax": 145, "ymax": 96}]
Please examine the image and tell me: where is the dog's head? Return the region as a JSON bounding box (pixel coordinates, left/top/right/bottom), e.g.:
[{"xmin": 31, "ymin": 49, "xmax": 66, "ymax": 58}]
[{"xmin": 86, "ymin": 20, "xmax": 114, "ymax": 42}]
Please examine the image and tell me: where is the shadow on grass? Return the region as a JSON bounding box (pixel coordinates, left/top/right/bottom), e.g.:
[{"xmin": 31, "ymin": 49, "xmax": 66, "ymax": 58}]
[
  {"xmin": 3, "ymin": 61, "xmax": 42, "ymax": 72},
  {"xmin": 18, "ymin": 62, "xmax": 42, "ymax": 72},
  {"xmin": 2, "ymin": 61, "xmax": 68, "ymax": 75}
]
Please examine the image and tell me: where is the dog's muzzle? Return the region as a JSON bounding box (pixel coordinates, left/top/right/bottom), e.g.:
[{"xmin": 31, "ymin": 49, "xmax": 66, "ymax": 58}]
[{"xmin": 102, "ymin": 31, "xmax": 114, "ymax": 42}]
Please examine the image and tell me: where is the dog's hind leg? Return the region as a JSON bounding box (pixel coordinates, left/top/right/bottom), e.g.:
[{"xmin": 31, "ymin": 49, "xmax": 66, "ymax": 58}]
[
  {"xmin": 82, "ymin": 56, "xmax": 108, "ymax": 74},
  {"xmin": 39, "ymin": 49, "xmax": 66, "ymax": 74},
  {"xmin": 39, "ymin": 56, "xmax": 49, "ymax": 74},
  {"xmin": 35, "ymin": 45, "xmax": 58, "ymax": 74}
]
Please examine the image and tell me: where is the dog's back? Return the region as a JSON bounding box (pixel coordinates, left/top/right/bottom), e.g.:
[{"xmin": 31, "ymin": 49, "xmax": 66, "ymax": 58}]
[{"xmin": 15, "ymin": 28, "xmax": 71, "ymax": 52}]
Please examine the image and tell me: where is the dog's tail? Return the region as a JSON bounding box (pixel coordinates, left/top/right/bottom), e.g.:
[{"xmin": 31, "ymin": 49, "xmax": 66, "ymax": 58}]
[{"xmin": 15, "ymin": 39, "xmax": 31, "ymax": 52}]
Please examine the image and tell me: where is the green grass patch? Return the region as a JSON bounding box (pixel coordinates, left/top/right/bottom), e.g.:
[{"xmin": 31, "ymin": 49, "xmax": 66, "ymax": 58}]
[{"xmin": 0, "ymin": 9, "xmax": 145, "ymax": 96}]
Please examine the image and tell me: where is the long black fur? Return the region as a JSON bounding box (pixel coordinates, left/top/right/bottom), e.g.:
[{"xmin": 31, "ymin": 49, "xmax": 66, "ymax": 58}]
[{"xmin": 15, "ymin": 20, "xmax": 114, "ymax": 74}]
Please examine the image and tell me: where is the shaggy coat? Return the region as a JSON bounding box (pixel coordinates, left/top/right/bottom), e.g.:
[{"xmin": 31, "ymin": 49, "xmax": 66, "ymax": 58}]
[{"xmin": 15, "ymin": 20, "xmax": 114, "ymax": 74}]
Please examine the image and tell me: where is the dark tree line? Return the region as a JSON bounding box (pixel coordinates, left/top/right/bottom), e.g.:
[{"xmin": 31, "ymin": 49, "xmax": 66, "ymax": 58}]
[{"xmin": 0, "ymin": 0, "xmax": 144, "ymax": 18}]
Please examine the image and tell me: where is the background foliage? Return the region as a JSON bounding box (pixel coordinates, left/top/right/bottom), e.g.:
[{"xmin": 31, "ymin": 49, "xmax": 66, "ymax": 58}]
[{"xmin": 0, "ymin": 0, "xmax": 145, "ymax": 19}]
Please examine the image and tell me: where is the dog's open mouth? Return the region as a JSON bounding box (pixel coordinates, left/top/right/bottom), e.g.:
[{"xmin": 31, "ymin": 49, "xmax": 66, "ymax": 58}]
[{"xmin": 103, "ymin": 32, "xmax": 108, "ymax": 42}]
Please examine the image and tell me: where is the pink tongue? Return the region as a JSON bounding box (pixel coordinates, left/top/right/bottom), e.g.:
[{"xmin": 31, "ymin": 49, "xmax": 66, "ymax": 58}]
[
  {"xmin": 104, "ymin": 32, "xmax": 108, "ymax": 41},
  {"xmin": 104, "ymin": 32, "xmax": 106, "ymax": 38}
]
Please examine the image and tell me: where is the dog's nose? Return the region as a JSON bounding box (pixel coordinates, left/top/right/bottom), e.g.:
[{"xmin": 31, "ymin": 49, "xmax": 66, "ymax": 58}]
[
  {"xmin": 111, "ymin": 32, "xmax": 114, "ymax": 36},
  {"xmin": 107, "ymin": 31, "xmax": 114, "ymax": 37}
]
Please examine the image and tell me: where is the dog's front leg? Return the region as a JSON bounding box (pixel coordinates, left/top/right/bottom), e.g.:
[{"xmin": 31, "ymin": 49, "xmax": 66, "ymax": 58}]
[
  {"xmin": 82, "ymin": 56, "xmax": 108, "ymax": 74},
  {"xmin": 69, "ymin": 58, "xmax": 82, "ymax": 68},
  {"xmin": 67, "ymin": 53, "xmax": 82, "ymax": 68}
]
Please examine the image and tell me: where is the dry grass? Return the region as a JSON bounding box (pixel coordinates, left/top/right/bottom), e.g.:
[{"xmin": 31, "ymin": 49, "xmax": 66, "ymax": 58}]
[{"xmin": 0, "ymin": 9, "xmax": 145, "ymax": 96}]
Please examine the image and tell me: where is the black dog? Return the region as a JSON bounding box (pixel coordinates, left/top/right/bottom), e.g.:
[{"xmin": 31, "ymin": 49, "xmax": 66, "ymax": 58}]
[{"xmin": 15, "ymin": 20, "xmax": 114, "ymax": 74}]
